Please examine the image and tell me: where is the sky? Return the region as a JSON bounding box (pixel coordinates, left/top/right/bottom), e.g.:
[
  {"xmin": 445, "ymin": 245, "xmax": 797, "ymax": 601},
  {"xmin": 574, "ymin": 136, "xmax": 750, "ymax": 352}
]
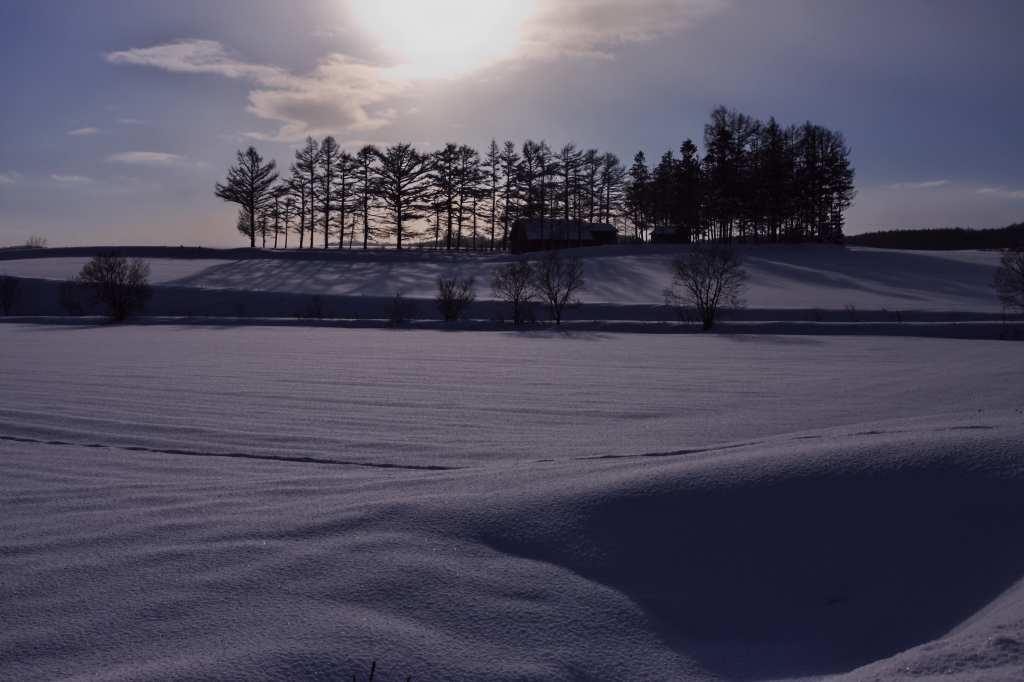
[{"xmin": 1, "ymin": 0, "xmax": 1022, "ymax": 248}]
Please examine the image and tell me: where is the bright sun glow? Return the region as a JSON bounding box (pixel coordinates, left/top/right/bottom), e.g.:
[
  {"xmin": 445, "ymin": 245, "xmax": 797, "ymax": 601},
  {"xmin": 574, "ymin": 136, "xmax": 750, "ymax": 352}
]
[{"xmin": 348, "ymin": 0, "xmax": 536, "ymax": 80}]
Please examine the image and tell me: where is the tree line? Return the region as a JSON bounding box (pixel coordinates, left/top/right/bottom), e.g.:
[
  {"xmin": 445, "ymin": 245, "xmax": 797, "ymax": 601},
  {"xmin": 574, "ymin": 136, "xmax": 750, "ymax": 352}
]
[
  {"xmin": 215, "ymin": 106, "xmax": 855, "ymax": 250},
  {"xmin": 847, "ymin": 222, "xmax": 1024, "ymax": 250}
]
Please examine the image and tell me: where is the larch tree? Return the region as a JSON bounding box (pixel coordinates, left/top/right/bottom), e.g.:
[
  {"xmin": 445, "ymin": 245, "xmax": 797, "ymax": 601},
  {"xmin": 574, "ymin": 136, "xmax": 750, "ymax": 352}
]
[
  {"xmin": 317, "ymin": 136, "xmax": 342, "ymax": 249},
  {"xmin": 556, "ymin": 142, "xmax": 583, "ymax": 245},
  {"xmin": 334, "ymin": 149, "xmax": 356, "ymax": 249},
  {"xmin": 499, "ymin": 140, "xmax": 520, "ymax": 250},
  {"xmin": 454, "ymin": 144, "xmax": 481, "ymax": 250},
  {"xmin": 355, "ymin": 145, "xmax": 378, "ymax": 249},
  {"xmin": 374, "ymin": 143, "xmax": 429, "ymax": 250},
  {"xmin": 292, "ymin": 136, "xmax": 319, "ymax": 249},
  {"xmin": 483, "ymin": 139, "xmax": 502, "ymax": 251},
  {"xmin": 431, "ymin": 143, "xmax": 459, "ymax": 250},
  {"xmin": 215, "ymin": 146, "xmax": 279, "ymax": 247},
  {"xmin": 625, "ymin": 151, "xmax": 652, "ymax": 243}
]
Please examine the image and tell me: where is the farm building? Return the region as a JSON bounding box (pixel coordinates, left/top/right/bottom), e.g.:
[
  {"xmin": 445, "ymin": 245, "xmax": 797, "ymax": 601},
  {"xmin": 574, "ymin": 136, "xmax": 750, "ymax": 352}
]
[
  {"xmin": 650, "ymin": 225, "xmax": 692, "ymax": 244},
  {"xmin": 509, "ymin": 219, "xmax": 618, "ymax": 254}
]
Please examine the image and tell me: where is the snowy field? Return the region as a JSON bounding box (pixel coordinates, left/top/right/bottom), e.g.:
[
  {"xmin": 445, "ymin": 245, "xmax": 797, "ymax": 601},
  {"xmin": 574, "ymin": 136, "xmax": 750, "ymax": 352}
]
[
  {"xmin": 2, "ymin": 324, "xmax": 1024, "ymax": 681},
  {"xmin": 0, "ymin": 244, "xmax": 1010, "ymax": 326}
]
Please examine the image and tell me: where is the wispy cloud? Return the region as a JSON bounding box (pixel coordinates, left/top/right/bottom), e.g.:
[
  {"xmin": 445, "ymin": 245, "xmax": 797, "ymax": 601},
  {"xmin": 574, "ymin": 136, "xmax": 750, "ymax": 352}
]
[
  {"xmin": 106, "ymin": 40, "xmax": 404, "ymax": 142},
  {"xmin": 888, "ymin": 180, "xmax": 949, "ymax": 190},
  {"xmin": 511, "ymin": 0, "xmax": 726, "ymax": 62},
  {"xmin": 107, "ymin": 152, "xmax": 183, "ymax": 164},
  {"xmin": 103, "ymin": 4, "xmax": 723, "ymax": 142},
  {"xmin": 69, "ymin": 127, "xmax": 100, "ymax": 136},
  {"xmin": 977, "ymin": 186, "xmax": 1024, "ymax": 199},
  {"xmin": 0, "ymin": 171, "xmax": 21, "ymax": 184},
  {"xmin": 50, "ymin": 174, "xmax": 92, "ymax": 183}
]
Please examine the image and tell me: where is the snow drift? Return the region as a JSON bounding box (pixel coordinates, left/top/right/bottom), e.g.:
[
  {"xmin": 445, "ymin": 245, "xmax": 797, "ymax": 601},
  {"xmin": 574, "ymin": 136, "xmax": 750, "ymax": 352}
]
[
  {"xmin": 2, "ymin": 326, "xmax": 1023, "ymax": 680},
  {"xmin": 2, "ymin": 414, "xmax": 1023, "ymax": 681}
]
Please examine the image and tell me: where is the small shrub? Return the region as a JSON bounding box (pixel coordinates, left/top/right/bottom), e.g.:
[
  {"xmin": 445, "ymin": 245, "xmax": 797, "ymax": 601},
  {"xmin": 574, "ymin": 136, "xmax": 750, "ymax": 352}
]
[
  {"xmin": 810, "ymin": 307, "xmax": 825, "ymax": 322},
  {"xmin": 435, "ymin": 272, "xmax": 476, "ymax": 322},
  {"xmin": 307, "ymin": 294, "xmax": 324, "ymax": 321},
  {"xmin": 383, "ymin": 294, "xmax": 417, "ymax": 326}
]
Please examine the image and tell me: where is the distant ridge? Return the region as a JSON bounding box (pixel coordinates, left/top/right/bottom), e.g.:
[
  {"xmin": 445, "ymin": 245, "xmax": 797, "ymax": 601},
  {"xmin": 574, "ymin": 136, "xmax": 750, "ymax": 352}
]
[{"xmin": 847, "ymin": 222, "xmax": 1024, "ymax": 250}]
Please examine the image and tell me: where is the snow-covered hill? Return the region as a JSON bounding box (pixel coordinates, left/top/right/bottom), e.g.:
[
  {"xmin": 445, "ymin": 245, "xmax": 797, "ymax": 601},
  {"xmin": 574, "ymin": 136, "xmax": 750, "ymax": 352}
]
[{"xmin": 0, "ymin": 244, "xmax": 1009, "ymax": 325}]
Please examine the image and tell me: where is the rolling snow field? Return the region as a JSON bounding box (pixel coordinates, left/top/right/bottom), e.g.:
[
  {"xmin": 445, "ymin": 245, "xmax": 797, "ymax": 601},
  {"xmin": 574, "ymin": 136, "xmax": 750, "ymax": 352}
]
[{"xmin": 2, "ymin": 245, "xmax": 1023, "ymax": 681}]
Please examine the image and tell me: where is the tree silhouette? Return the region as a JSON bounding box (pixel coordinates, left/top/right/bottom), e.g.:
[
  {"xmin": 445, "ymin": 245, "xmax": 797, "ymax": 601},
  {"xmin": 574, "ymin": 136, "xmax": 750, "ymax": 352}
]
[
  {"xmin": 993, "ymin": 247, "xmax": 1024, "ymax": 311},
  {"xmin": 215, "ymin": 147, "xmax": 279, "ymax": 247},
  {"xmin": 533, "ymin": 250, "xmax": 586, "ymax": 324},
  {"xmin": 291, "ymin": 136, "xmax": 319, "ymax": 249},
  {"xmin": 78, "ymin": 253, "xmax": 152, "ymax": 322},
  {"xmin": 664, "ymin": 245, "xmax": 748, "ymax": 330},
  {"xmin": 374, "ymin": 144, "xmax": 429, "ymax": 250},
  {"xmin": 355, "ymin": 145, "xmax": 378, "ymax": 250}
]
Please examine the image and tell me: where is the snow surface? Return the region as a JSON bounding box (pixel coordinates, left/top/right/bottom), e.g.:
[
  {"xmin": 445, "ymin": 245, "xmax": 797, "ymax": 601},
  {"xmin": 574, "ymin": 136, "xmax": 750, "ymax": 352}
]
[
  {"xmin": 0, "ymin": 245, "xmax": 1007, "ymax": 321},
  {"xmin": 2, "ymin": 325, "xmax": 1024, "ymax": 681}
]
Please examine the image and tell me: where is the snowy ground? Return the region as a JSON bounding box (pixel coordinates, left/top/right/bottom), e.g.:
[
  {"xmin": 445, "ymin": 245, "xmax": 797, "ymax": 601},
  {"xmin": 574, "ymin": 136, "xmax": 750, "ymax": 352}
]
[
  {"xmin": 0, "ymin": 244, "xmax": 1010, "ymax": 325},
  {"xmin": 2, "ymin": 325, "xmax": 1024, "ymax": 681}
]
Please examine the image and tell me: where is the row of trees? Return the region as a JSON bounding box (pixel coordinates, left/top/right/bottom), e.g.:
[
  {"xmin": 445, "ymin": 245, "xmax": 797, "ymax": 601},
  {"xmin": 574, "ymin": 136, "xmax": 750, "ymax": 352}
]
[
  {"xmin": 627, "ymin": 107, "xmax": 855, "ymax": 244},
  {"xmin": 216, "ymin": 139, "xmax": 627, "ymax": 252},
  {"xmin": 215, "ymin": 107, "xmax": 856, "ymax": 250}
]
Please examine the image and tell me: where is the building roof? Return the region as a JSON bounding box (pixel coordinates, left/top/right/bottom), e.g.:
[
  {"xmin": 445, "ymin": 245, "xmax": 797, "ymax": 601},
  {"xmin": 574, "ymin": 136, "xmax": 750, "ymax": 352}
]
[{"xmin": 513, "ymin": 219, "xmax": 617, "ymax": 241}]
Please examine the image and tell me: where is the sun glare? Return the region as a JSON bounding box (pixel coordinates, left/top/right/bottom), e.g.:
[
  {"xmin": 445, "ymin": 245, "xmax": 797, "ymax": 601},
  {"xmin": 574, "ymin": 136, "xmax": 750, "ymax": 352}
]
[{"xmin": 347, "ymin": 0, "xmax": 536, "ymax": 80}]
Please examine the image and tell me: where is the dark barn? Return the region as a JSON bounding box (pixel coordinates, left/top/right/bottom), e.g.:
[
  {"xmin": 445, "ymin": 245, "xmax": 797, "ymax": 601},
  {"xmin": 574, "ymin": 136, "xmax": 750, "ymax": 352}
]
[
  {"xmin": 510, "ymin": 219, "xmax": 618, "ymax": 254},
  {"xmin": 650, "ymin": 225, "xmax": 692, "ymax": 244}
]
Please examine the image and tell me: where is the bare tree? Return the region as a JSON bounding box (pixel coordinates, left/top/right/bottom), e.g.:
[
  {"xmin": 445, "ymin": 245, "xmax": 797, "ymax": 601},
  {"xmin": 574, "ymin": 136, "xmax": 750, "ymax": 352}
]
[
  {"xmin": 435, "ymin": 272, "xmax": 476, "ymax": 322},
  {"xmin": 24, "ymin": 236, "xmax": 47, "ymax": 249},
  {"xmin": 215, "ymin": 147, "xmax": 279, "ymax": 247},
  {"xmin": 532, "ymin": 250, "xmax": 586, "ymax": 324},
  {"xmin": 78, "ymin": 252, "xmax": 152, "ymax": 322},
  {"xmin": 993, "ymin": 247, "xmax": 1024, "ymax": 311},
  {"xmin": 664, "ymin": 244, "xmax": 748, "ymax": 330},
  {"xmin": 0, "ymin": 271, "xmax": 21, "ymax": 316},
  {"xmin": 491, "ymin": 259, "xmax": 537, "ymax": 325}
]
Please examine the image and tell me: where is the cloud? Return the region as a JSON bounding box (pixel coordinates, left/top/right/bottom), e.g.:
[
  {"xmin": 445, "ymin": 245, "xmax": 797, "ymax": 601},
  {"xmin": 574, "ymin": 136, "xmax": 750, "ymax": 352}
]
[
  {"xmin": 69, "ymin": 127, "xmax": 100, "ymax": 136},
  {"xmin": 107, "ymin": 152, "xmax": 183, "ymax": 164},
  {"xmin": 889, "ymin": 180, "xmax": 949, "ymax": 190},
  {"xmin": 50, "ymin": 174, "xmax": 92, "ymax": 183},
  {"xmin": 0, "ymin": 171, "xmax": 21, "ymax": 184},
  {"xmin": 511, "ymin": 0, "xmax": 726, "ymax": 62},
  {"xmin": 106, "ymin": 40, "xmax": 404, "ymax": 142},
  {"xmin": 977, "ymin": 187, "xmax": 1024, "ymax": 200},
  {"xmin": 106, "ymin": 40, "xmax": 285, "ymax": 82}
]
